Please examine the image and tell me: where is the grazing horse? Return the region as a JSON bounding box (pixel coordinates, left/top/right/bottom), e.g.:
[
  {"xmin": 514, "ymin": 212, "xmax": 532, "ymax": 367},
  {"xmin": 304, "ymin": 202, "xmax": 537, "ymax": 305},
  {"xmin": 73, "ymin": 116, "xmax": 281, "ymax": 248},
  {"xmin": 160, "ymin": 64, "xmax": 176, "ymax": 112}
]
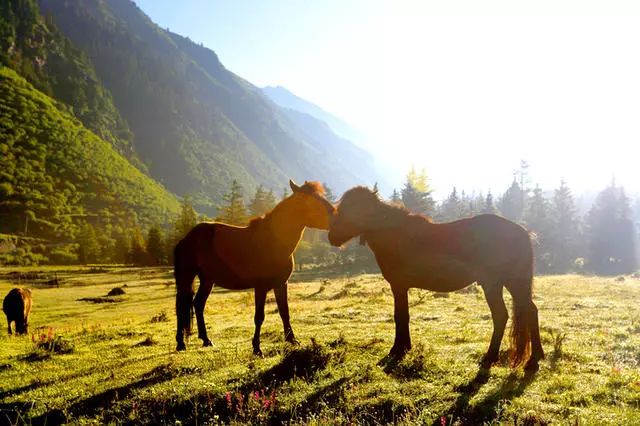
[
  {"xmin": 3, "ymin": 288, "xmax": 32, "ymax": 335},
  {"xmin": 174, "ymin": 180, "xmax": 335, "ymax": 353},
  {"xmin": 328, "ymin": 186, "xmax": 544, "ymax": 370}
]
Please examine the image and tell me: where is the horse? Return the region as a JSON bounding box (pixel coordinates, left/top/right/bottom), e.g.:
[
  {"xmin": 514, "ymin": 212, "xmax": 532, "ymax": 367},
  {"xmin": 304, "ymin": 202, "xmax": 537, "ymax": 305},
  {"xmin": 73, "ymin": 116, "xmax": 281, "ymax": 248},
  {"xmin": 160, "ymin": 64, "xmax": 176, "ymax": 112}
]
[
  {"xmin": 3, "ymin": 288, "xmax": 32, "ymax": 335},
  {"xmin": 174, "ymin": 180, "xmax": 335, "ymax": 354},
  {"xmin": 328, "ymin": 186, "xmax": 544, "ymax": 371}
]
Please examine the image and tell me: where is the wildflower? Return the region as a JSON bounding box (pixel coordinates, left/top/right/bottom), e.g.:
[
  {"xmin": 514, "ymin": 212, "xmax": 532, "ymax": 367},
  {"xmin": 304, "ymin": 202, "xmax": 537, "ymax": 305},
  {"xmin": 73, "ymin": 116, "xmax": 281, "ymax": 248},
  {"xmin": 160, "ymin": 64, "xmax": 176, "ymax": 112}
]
[
  {"xmin": 440, "ymin": 416, "xmax": 447, "ymax": 426},
  {"xmin": 254, "ymin": 391, "xmax": 260, "ymax": 400}
]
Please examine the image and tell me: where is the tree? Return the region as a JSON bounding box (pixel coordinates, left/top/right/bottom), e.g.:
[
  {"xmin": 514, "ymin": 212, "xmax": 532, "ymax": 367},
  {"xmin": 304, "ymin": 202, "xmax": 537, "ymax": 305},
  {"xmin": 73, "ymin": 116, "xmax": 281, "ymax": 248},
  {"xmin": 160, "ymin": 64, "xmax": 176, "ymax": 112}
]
[
  {"xmin": 249, "ymin": 185, "xmax": 272, "ymax": 217},
  {"xmin": 499, "ymin": 180, "xmax": 525, "ymax": 222},
  {"xmin": 217, "ymin": 180, "xmax": 248, "ymax": 226},
  {"xmin": 129, "ymin": 226, "xmax": 147, "ymax": 265},
  {"xmin": 482, "ymin": 191, "xmax": 497, "ymax": 214},
  {"xmin": 323, "ymin": 182, "xmax": 337, "ymax": 204},
  {"xmin": 523, "ymin": 185, "xmax": 552, "ymax": 273},
  {"xmin": 390, "ymin": 189, "xmax": 402, "ymax": 205},
  {"xmin": 401, "ymin": 168, "xmax": 435, "ymax": 216},
  {"xmin": 77, "ymin": 222, "xmax": 100, "ymax": 264},
  {"xmin": 174, "ymin": 198, "xmax": 198, "ymax": 243},
  {"xmin": 281, "ymin": 186, "xmax": 291, "ymax": 201},
  {"xmin": 146, "ymin": 225, "xmax": 165, "ymax": 265},
  {"xmin": 113, "ymin": 231, "xmax": 130, "ymax": 264},
  {"xmin": 586, "ymin": 182, "xmax": 638, "ymax": 275},
  {"xmin": 547, "ymin": 180, "xmax": 581, "ymax": 273},
  {"xmin": 438, "ymin": 187, "xmax": 464, "ymax": 222}
]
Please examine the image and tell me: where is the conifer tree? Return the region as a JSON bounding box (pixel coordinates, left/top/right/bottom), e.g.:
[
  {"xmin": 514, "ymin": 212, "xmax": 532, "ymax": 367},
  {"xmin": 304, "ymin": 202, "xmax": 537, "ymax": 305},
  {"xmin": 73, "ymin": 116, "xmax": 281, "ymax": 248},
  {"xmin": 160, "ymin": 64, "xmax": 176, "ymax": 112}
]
[
  {"xmin": 401, "ymin": 168, "xmax": 435, "ymax": 216},
  {"xmin": 129, "ymin": 226, "xmax": 147, "ymax": 265},
  {"xmin": 523, "ymin": 185, "xmax": 552, "ymax": 272},
  {"xmin": 586, "ymin": 183, "xmax": 638, "ymax": 274},
  {"xmin": 249, "ymin": 185, "xmax": 270, "ymax": 217},
  {"xmin": 146, "ymin": 225, "xmax": 165, "ymax": 265},
  {"xmin": 114, "ymin": 231, "xmax": 130, "ymax": 264},
  {"xmin": 499, "ymin": 180, "xmax": 525, "ymax": 222},
  {"xmin": 390, "ymin": 189, "xmax": 402, "ymax": 205},
  {"xmin": 547, "ymin": 180, "xmax": 581, "ymax": 273},
  {"xmin": 217, "ymin": 180, "xmax": 248, "ymax": 225},
  {"xmin": 482, "ymin": 191, "xmax": 497, "ymax": 214},
  {"xmin": 78, "ymin": 222, "xmax": 100, "ymax": 264},
  {"xmin": 174, "ymin": 197, "xmax": 198, "ymax": 243},
  {"xmin": 264, "ymin": 189, "xmax": 277, "ymax": 211},
  {"xmin": 439, "ymin": 187, "xmax": 464, "ymax": 222},
  {"xmin": 323, "ymin": 182, "xmax": 337, "ymax": 203}
]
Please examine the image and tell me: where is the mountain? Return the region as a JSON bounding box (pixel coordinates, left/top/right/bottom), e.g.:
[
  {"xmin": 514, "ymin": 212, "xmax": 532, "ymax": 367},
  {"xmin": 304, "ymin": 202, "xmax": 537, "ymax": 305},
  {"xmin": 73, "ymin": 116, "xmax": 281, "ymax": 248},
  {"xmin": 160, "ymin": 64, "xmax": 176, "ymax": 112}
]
[
  {"xmin": 0, "ymin": 66, "xmax": 179, "ymax": 241},
  {"xmin": 262, "ymin": 85, "xmax": 365, "ymax": 145},
  {"xmin": 0, "ymin": 0, "xmax": 136, "ymax": 160},
  {"xmin": 37, "ymin": 0, "xmax": 381, "ymax": 211}
]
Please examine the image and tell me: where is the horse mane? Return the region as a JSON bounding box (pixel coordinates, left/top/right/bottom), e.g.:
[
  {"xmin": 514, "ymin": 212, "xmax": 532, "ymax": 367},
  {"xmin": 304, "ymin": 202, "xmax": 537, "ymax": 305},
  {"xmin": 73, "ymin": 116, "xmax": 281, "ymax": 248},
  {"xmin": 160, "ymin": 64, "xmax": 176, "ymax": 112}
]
[
  {"xmin": 340, "ymin": 186, "xmax": 433, "ymax": 225},
  {"xmin": 246, "ymin": 181, "xmax": 327, "ymax": 228},
  {"xmin": 299, "ymin": 181, "xmax": 325, "ymax": 195}
]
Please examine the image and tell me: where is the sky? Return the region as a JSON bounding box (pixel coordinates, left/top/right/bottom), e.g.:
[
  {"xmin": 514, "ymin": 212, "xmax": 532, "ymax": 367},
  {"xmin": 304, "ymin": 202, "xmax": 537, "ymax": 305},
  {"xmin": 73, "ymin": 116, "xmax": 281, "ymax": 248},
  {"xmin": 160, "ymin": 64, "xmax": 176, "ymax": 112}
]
[{"xmin": 135, "ymin": 0, "xmax": 640, "ymax": 198}]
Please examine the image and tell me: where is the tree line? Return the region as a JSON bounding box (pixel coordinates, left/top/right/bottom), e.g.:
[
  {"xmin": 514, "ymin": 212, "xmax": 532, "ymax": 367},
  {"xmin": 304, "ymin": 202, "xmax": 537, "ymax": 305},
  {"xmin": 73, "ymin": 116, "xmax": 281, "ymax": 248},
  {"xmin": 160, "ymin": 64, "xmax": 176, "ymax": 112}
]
[{"xmin": 391, "ymin": 163, "xmax": 639, "ymax": 276}]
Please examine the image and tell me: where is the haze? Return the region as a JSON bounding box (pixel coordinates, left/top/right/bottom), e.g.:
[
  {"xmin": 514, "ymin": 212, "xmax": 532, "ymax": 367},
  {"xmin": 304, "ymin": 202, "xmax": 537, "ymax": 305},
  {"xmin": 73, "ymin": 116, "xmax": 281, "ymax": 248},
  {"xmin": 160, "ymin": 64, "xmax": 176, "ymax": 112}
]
[{"xmin": 136, "ymin": 0, "xmax": 640, "ymax": 197}]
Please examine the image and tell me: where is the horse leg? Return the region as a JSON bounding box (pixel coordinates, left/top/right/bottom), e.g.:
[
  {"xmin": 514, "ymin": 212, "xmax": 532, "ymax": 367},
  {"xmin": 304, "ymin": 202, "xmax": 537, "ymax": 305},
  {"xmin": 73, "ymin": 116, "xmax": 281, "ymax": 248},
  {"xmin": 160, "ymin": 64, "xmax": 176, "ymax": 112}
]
[
  {"xmin": 6, "ymin": 316, "xmax": 11, "ymax": 335},
  {"xmin": 480, "ymin": 283, "xmax": 508, "ymax": 367},
  {"xmin": 253, "ymin": 288, "xmax": 268, "ymax": 356},
  {"xmin": 274, "ymin": 282, "xmax": 298, "ymax": 344},
  {"xmin": 527, "ymin": 299, "xmax": 545, "ymax": 370},
  {"xmin": 390, "ymin": 286, "xmax": 411, "ymax": 357},
  {"xmin": 193, "ymin": 277, "xmax": 214, "ymax": 347}
]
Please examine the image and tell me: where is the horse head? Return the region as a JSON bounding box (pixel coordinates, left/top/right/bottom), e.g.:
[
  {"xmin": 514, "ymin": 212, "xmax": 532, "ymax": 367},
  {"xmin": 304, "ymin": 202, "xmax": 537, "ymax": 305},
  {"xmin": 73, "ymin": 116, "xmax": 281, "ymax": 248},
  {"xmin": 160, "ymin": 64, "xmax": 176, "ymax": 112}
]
[
  {"xmin": 328, "ymin": 186, "xmax": 380, "ymax": 247},
  {"xmin": 288, "ymin": 179, "xmax": 335, "ymax": 230}
]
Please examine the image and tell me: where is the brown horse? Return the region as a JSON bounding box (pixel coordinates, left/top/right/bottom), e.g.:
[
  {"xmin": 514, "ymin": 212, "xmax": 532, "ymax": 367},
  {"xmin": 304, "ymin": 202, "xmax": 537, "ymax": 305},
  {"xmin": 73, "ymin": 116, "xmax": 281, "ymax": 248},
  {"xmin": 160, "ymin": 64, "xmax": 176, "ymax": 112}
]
[
  {"xmin": 328, "ymin": 186, "xmax": 544, "ymax": 370},
  {"xmin": 3, "ymin": 288, "xmax": 32, "ymax": 335},
  {"xmin": 174, "ymin": 180, "xmax": 334, "ymax": 353}
]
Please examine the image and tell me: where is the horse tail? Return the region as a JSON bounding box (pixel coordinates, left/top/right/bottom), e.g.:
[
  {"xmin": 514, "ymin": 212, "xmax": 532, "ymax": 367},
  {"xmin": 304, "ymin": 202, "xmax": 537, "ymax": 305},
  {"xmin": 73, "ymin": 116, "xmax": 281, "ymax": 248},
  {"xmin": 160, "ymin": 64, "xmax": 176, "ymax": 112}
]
[
  {"xmin": 174, "ymin": 239, "xmax": 195, "ymax": 337},
  {"xmin": 508, "ymin": 236, "xmax": 534, "ymax": 368}
]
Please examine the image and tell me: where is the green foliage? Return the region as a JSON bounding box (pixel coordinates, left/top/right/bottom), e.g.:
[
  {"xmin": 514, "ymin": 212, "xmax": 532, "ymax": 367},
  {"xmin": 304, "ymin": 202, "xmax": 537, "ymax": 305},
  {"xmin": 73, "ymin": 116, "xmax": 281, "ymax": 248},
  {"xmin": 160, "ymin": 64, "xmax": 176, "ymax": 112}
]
[
  {"xmin": 248, "ymin": 185, "xmax": 275, "ymax": 218},
  {"xmin": 0, "ymin": 0, "xmax": 135, "ymax": 157},
  {"xmin": 401, "ymin": 168, "xmax": 435, "ymax": 216},
  {"xmin": 77, "ymin": 223, "xmax": 100, "ymax": 264},
  {"xmin": 146, "ymin": 225, "xmax": 165, "ymax": 266},
  {"xmin": 586, "ymin": 182, "xmax": 638, "ymax": 275},
  {"xmin": 0, "ymin": 66, "xmax": 179, "ymax": 259},
  {"xmin": 217, "ymin": 180, "xmax": 248, "ymax": 226},
  {"xmin": 173, "ymin": 198, "xmax": 198, "ymax": 244}
]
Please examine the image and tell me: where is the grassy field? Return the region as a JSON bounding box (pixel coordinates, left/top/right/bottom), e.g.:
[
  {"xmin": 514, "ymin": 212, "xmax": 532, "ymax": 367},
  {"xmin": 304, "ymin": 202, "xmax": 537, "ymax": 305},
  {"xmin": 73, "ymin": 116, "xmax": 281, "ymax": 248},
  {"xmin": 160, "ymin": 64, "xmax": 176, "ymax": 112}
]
[{"xmin": 1, "ymin": 267, "xmax": 640, "ymax": 425}]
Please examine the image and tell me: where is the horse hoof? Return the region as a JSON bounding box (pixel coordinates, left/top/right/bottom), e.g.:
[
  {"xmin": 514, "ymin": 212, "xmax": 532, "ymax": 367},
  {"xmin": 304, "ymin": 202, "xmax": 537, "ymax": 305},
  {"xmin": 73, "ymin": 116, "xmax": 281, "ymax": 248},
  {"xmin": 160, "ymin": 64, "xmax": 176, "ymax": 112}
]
[
  {"xmin": 286, "ymin": 337, "xmax": 300, "ymax": 346},
  {"xmin": 202, "ymin": 339, "xmax": 213, "ymax": 347},
  {"xmin": 388, "ymin": 346, "xmax": 409, "ymax": 359},
  {"xmin": 253, "ymin": 348, "xmax": 263, "ymax": 357},
  {"xmin": 176, "ymin": 343, "xmax": 186, "ymax": 352},
  {"xmin": 524, "ymin": 359, "xmax": 540, "ymax": 372},
  {"xmin": 479, "ymin": 355, "xmax": 499, "ymax": 368}
]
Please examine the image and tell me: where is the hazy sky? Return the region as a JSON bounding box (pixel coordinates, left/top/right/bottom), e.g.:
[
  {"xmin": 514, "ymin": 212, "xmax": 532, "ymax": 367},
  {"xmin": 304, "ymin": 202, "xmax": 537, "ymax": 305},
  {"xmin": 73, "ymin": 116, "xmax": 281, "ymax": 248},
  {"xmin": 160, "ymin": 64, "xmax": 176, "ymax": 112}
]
[{"xmin": 135, "ymin": 0, "xmax": 640, "ymax": 198}]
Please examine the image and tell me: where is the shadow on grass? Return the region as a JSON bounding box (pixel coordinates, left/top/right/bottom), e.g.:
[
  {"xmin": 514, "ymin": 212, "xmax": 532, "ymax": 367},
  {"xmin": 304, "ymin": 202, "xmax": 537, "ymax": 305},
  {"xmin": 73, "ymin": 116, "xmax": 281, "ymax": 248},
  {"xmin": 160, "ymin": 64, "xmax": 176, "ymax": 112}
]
[
  {"xmin": 26, "ymin": 363, "xmax": 177, "ymax": 425},
  {"xmin": 434, "ymin": 367, "xmax": 537, "ymax": 425}
]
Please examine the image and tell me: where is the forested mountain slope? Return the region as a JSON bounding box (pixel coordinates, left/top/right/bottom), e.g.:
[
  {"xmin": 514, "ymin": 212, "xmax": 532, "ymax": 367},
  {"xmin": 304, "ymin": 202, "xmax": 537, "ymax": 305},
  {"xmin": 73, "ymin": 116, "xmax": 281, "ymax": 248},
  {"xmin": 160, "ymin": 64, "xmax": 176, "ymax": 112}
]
[
  {"xmin": 37, "ymin": 0, "xmax": 380, "ymax": 209},
  {"xmin": 0, "ymin": 67, "xmax": 179, "ymax": 240}
]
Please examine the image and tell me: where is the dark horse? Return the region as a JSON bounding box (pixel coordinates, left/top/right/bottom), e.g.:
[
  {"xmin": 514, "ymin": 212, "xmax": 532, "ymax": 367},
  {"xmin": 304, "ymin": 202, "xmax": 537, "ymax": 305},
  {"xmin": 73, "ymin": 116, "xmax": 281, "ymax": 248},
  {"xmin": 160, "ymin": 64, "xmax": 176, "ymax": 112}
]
[
  {"xmin": 3, "ymin": 287, "xmax": 32, "ymax": 335},
  {"xmin": 174, "ymin": 180, "xmax": 334, "ymax": 353},
  {"xmin": 328, "ymin": 187, "xmax": 544, "ymax": 370}
]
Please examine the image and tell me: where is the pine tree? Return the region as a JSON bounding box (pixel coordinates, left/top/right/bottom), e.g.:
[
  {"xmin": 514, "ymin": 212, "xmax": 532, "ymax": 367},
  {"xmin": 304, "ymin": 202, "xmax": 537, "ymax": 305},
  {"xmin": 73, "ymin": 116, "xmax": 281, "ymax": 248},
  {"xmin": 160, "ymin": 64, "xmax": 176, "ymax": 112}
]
[
  {"xmin": 439, "ymin": 187, "xmax": 464, "ymax": 222},
  {"xmin": 586, "ymin": 183, "xmax": 638, "ymax": 275},
  {"xmin": 282, "ymin": 186, "xmax": 291, "ymax": 201},
  {"xmin": 77, "ymin": 222, "xmax": 100, "ymax": 264},
  {"xmin": 217, "ymin": 180, "xmax": 248, "ymax": 225},
  {"xmin": 114, "ymin": 232, "xmax": 130, "ymax": 264},
  {"xmin": 523, "ymin": 185, "xmax": 552, "ymax": 272},
  {"xmin": 323, "ymin": 183, "xmax": 337, "ymax": 203},
  {"xmin": 174, "ymin": 198, "xmax": 198, "ymax": 243},
  {"xmin": 401, "ymin": 168, "xmax": 435, "ymax": 216},
  {"xmin": 264, "ymin": 189, "xmax": 277, "ymax": 211},
  {"xmin": 129, "ymin": 226, "xmax": 147, "ymax": 265},
  {"xmin": 499, "ymin": 180, "xmax": 525, "ymax": 222},
  {"xmin": 547, "ymin": 180, "xmax": 581, "ymax": 273},
  {"xmin": 482, "ymin": 191, "xmax": 497, "ymax": 214},
  {"xmin": 146, "ymin": 225, "xmax": 165, "ymax": 265},
  {"xmin": 390, "ymin": 189, "xmax": 402, "ymax": 205},
  {"xmin": 249, "ymin": 185, "xmax": 270, "ymax": 217}
]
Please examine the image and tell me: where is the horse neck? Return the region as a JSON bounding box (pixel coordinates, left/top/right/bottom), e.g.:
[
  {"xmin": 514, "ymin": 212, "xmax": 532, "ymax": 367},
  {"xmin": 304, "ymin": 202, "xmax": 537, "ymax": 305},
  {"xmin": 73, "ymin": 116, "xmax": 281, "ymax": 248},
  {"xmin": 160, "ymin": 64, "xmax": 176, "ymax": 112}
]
[
  {"xmin": 363, "ymin": 201, "xmax": 432, "ymax": 244},
  {"xmin": 262, "ymin": 198, "xmax": 306, "ymax": 252}
]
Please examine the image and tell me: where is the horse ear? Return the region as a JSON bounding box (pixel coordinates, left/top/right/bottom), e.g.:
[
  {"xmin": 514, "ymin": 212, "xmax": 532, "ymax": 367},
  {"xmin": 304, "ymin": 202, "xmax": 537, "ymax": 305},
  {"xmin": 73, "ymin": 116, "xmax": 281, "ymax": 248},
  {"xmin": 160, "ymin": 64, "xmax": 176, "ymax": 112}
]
[{"xmin": 289, "ymin": 179, "xmax": 301, "ymax": 193}]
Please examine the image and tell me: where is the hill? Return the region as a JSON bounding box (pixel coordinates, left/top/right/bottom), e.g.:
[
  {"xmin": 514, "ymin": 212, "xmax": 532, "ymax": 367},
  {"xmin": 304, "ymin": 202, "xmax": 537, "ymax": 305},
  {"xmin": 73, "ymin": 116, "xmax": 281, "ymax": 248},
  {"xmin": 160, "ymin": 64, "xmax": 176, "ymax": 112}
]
[
  {"xmin": 37, "ymin": 0, "xmax": 381, "ymax": 209},
  {"xmin": 0, "ymin": 67, "xmax": 179, "ymax": 245},
  {"xmin": 263, "ymin": 85, "xmax": 365, "ymax": 145}
]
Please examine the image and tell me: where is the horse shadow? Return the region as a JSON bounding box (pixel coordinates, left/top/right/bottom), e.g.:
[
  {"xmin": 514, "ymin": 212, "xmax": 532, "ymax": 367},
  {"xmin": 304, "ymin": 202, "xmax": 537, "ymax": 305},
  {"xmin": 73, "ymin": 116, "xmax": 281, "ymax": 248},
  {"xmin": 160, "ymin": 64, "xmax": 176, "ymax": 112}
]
[
  {"xmin": 434, "ymin": 366, "xmax": 537, "ymax": 425},
  {"xmin": 24, "ymin": 363, "xmax": 178, "ymax": 425}
]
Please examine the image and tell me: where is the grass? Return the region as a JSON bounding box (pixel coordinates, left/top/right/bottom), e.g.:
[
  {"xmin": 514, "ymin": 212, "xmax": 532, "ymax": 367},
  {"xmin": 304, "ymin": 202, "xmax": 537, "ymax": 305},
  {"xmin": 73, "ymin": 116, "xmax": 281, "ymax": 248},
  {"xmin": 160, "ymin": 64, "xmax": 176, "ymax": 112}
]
[{"xmin": 1, "ymin": 267, "xmax": 640, "ymax": 424}]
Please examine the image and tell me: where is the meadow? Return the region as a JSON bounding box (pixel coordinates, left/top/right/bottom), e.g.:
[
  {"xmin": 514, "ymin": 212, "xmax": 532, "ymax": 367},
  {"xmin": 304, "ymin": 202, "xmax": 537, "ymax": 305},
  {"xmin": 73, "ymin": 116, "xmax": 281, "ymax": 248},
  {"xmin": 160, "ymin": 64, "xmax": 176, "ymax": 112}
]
[{"xmin": 1, "ymin": 267, "xmax": 640, "ymax": 425}]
